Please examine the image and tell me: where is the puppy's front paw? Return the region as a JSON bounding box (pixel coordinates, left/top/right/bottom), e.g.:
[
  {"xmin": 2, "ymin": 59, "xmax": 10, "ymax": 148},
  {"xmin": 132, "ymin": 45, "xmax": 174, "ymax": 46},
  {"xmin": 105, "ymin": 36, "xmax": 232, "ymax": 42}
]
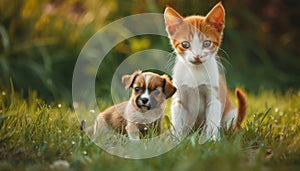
[{"xmin": 126, "ymin": 123, "xmax": 140, "ymax": 140}]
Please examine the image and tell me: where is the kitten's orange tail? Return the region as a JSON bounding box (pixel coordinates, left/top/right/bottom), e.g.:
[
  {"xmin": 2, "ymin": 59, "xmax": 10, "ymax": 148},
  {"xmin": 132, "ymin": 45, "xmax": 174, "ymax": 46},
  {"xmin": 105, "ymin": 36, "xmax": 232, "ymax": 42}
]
[{"xmin": 234, "ymin": 88, "xmax": 247, "ymax": 130}]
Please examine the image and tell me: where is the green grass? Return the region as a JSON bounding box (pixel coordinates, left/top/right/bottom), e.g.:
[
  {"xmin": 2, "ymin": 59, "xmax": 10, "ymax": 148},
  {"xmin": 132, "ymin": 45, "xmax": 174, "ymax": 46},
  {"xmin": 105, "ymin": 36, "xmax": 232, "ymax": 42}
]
[{"xmin": 0, "ymin": 88, "xmax": 300, "ymax": 171}]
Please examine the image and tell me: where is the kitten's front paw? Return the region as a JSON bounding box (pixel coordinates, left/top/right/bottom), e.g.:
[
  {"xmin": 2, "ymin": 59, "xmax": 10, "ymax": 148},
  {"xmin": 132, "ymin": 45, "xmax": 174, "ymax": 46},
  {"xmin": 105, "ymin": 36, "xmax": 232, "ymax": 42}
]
[{"xmin": 198, "ymin": 126, "xmax": 220, "ymax": 144}]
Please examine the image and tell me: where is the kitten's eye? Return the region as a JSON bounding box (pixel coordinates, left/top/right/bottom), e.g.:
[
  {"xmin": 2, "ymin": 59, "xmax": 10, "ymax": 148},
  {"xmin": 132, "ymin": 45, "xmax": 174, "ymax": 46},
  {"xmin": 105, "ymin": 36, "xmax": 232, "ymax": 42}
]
[
  {"xmin": 181, "ymin": 41, "xmax": 190, "ymax": 49},
  {"xmin": 203, "ymin": 40, "xmax": 211, "ymax": 48},
  {"xmin": 153, "ymin": 89, "xmax": 160, "ymax": 96},
  {"xmin": 134, "ymin": 87, "xmax": 141, "ymax": 92}
]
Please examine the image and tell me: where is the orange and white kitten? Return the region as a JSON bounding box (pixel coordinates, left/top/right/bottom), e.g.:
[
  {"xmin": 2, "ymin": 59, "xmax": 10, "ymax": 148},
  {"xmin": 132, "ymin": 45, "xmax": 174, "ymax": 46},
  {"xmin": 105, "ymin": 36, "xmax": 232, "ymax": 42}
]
[{"xmin": 164, "ymin": 2, "xmax": 247, "ymax": 141}]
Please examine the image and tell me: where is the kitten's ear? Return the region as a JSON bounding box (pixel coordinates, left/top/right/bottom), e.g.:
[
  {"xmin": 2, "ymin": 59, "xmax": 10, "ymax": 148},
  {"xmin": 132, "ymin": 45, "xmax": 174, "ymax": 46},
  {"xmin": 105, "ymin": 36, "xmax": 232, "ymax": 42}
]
[
  {"xmin": 164, "ymin": 6, "xmax": 183, "ymax": 36},
  {"xmin": 205, "ymin": 2, "xmax": 225, "ymax": 32},
  {"xmin": 122, "ymin": 70, "xmax": 142, "ymax": 90}
]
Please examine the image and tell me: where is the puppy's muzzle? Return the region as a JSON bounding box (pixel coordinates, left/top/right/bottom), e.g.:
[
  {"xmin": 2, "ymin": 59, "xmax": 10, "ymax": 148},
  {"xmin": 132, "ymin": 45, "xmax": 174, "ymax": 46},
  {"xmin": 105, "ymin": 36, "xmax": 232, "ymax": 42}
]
[{"xmin": 137, "ymin": 97, "xmax": 151, "ymax": 110}]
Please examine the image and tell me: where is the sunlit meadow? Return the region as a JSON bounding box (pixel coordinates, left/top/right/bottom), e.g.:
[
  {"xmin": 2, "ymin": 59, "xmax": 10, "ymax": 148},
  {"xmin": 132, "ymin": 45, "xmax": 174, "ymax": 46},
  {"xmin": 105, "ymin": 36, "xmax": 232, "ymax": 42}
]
[
  {"xmin": 0, "ymin": 87, "xmax": 299, "ymax": 171},
  {"xmin": 1, "ymin": 0, "xmax": 300, "ymax": 170}
]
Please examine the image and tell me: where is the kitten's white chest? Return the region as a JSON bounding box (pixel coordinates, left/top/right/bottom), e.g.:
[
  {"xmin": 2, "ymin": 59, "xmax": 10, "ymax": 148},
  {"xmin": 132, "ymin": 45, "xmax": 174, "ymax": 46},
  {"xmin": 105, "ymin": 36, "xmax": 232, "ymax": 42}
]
[{"xmin": 172, "ymin": 56, "xmax": 219, "ymax": 88}]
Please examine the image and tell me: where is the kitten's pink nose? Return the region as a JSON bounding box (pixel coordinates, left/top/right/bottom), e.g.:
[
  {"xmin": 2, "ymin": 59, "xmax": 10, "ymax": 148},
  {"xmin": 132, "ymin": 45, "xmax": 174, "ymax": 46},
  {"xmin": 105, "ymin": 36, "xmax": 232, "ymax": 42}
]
[{"xmin": 194, "ymin": 55, "xmax": 200, "ymax": 61}]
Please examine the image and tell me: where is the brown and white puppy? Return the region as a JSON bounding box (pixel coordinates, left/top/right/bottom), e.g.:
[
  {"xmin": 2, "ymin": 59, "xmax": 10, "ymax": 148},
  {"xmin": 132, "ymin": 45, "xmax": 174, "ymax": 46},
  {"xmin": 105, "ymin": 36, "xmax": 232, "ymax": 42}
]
[{"xmin": 85, "ymin": 70, "xmax": 177, "ymax": 140}]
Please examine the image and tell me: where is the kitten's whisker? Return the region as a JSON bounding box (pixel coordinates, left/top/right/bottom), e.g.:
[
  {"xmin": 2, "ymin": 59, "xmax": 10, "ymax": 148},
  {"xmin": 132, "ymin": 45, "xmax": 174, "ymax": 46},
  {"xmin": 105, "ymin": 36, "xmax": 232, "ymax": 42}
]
[
  {"xmin": 165, "ymin": 51, "xmax": 176, "ymax": 73},
  {"xmin": 218, "ymin": 56, "xmax": 231, "ymax": 68},
  {"xmin": 216, "ymin": 56, "xmax": 226, "ymax": 74},
  {"xmin": 217, "ymin": 47, "xmax": 232, "ymax": 68},
  {"xmin": 219, "ymin": 47, "xmax": 230, "ymax": 59}
]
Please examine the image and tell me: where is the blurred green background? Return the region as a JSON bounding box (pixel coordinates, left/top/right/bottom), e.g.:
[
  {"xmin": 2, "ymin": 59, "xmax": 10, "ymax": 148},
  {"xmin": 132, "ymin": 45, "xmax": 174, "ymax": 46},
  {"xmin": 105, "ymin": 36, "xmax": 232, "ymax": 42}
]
[{"xmin": 0, "ymin": 0, "xmax": 299, "ymax": 102}]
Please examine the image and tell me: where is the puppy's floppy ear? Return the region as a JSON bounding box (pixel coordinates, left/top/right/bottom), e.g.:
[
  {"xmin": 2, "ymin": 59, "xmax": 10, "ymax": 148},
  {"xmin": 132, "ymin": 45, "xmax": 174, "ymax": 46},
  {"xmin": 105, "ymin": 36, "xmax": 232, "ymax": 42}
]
[
  {"xmin": 162, "ymin": 75, "xmax": 177, "ymax": 99},
  {"xmin": 122, "ymin": 70, "xmax": 142, "ymax": 90}
]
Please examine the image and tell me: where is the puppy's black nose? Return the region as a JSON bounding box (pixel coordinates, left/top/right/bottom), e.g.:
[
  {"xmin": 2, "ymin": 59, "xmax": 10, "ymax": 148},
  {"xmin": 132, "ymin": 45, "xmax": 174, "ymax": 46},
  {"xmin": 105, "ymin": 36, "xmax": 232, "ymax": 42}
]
[{"xmin": 141, "ymin": 98, "xmax": 149, "ymax": 104}]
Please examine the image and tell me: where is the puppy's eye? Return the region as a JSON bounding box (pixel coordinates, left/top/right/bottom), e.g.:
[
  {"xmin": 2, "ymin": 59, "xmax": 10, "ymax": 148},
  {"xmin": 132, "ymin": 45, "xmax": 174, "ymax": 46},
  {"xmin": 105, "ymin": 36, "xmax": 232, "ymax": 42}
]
[
  {"xmin": 181, "ymin": 41, "xmax": 190, "ymax": 49},
  {"xmin": 134, "ymin": 87, "xmax": 141, "ymax": 92},
  {"xmin": 203, "ymin": 40, "xmax": 211, "ymax": 48},
  {"xmin": 153, "ymin": 89, "xmax": 160, "ymax": 95}
]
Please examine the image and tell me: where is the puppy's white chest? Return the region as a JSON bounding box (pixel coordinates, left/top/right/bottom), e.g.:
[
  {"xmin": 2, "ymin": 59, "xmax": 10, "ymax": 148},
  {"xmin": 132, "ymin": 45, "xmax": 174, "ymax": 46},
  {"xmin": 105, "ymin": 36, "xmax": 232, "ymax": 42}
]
[{"xmin": 125, "ymin": 101, "xmax": 163, "ymax": 123}]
